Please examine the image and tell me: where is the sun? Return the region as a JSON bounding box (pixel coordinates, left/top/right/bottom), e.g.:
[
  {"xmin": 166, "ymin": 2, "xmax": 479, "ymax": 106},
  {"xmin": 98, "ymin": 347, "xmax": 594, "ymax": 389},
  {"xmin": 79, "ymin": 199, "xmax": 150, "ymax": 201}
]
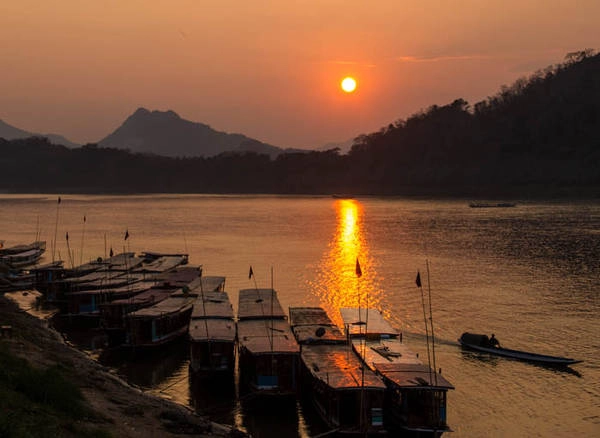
[{"xmin": 341, "ymin": 76, "xmax": 357, "ymax": 93}]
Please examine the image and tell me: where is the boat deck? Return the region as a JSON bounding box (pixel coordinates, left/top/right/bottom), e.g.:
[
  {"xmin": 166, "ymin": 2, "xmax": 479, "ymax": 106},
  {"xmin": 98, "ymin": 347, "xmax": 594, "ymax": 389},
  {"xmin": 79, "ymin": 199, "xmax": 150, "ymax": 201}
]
[
  {"xmin": 238, "ymin": 288, "xmax": 286, "ymax": 320},
  {"xmin": 301, "ymin": 344, "xmax": 386, "ymax": 390},
  {"xmin": 237, "ymin": 319, "xmax": 299, "ymax": 354},
  {"xmin": 289, "ymin": 307, "xmax": 346, "ymax": 344},
  {"xmin": 340, "ymin": 307, "xmax": 399, "ymax": 337}
]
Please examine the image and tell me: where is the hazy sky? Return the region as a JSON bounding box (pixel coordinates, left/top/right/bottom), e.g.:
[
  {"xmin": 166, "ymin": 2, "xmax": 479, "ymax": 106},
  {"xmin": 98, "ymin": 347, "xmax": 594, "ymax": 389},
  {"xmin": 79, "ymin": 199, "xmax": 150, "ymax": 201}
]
[{"xmin": 1, "ymin": 1, "xmax": 598, "ymax": 149}]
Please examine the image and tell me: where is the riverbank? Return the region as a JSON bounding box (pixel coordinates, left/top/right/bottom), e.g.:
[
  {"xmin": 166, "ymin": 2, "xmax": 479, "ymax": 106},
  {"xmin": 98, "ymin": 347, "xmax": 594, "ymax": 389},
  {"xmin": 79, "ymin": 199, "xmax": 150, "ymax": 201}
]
[{"xmin": 0, "ymin": 292, "xmax": 245, "ymax": 438}]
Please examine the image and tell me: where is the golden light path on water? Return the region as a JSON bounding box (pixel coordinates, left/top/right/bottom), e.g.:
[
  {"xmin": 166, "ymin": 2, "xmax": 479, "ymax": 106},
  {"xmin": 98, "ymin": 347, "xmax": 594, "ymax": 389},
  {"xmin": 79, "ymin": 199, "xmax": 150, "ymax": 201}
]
[{"xmin": 310, "ymin": 199, "xmax": 386, "ymax": 327}]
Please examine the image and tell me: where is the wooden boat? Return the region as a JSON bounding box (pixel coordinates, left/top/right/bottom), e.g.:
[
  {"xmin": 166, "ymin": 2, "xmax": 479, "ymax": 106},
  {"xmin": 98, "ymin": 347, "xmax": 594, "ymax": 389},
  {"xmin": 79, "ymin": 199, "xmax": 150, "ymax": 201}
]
[
  {"xmin": 341, "ymin": 308, "xmax": 454, "ymax": 437},
  {"xmin": 0, "ymin": 247, "xmax": 45, "ymax": 268},
  {"xmin": 125, "ymin": 295, "xmax": 194, "ymax": 348},
  {"xmin": 458, "ymin": 332, "xmax": 582, "ymax": 366},
  {"xmin": 188, "ymin": 289, "xmax": 235, "ymax": 376},
  {"xmin": 0, "ymin": 240, "xmax": 46, "ymax": 255},
  {"xmin": 100, "ymin": 268, "xmax": 212, "ymax": 346},
  {"xmin": 289, "ymin": 307, "xmax": 387, "ymax": 436},
  {"xmin": 469, "ymin": 202, "xmax": 516, "ymax": 208},
  {"xmin": 237, "ymin": 288, "xmax": 299, "ymax": 396}
]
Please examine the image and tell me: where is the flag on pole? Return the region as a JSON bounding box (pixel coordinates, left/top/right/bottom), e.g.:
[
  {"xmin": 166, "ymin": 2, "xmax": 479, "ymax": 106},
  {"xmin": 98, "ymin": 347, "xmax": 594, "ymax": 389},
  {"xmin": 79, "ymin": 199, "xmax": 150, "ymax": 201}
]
[
  {"xmin": 65, "ymin": 232, "xmax": 69, "ymax": 241},
  {"xmin": 355, "ymin": 258, "xmax": 362, "ymax": 277},
  {"xmin": 124, "ymin": 230, "xmax": 129, "ymax": 240},
  {"xmin": 248, "ymin": 266, "xmax": 254, "ymax": 279},
  {"xmin": 109, "ymin": 247, "xmax": 114, "ymax": 257},
  {"xmin": 416, "ymin": 272, "xmax": 422, "ymax": 288},
  {"xmin": 83, "ymin": 215, "xmax": 86, "ymax": 223}
]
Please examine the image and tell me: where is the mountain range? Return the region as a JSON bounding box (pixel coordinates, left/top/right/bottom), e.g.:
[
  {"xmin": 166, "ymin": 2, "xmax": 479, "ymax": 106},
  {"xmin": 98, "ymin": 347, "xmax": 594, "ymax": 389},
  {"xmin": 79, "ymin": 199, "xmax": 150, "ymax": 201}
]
[
  {"xmin": 0, "ymin": 108, "xmax": 317, "ymax": 158},
  {"xmin": 0, "ymin": 119, "xmax": 80, "ymax": 148}
]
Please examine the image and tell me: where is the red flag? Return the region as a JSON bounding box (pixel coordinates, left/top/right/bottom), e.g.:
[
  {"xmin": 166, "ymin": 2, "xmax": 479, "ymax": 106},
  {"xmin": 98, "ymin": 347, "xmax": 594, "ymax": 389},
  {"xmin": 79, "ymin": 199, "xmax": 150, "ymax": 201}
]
[
  {"xmin": 83, "ymin": 215, "xmax": 86, "ymax": 223},
  {"xmin": 416, "ymin": 272, "xmax": 422, "ymax": 288},
  {"xmin": 65, "ymin": 232, "xmax": 69, "ymax": 241},
  {"xmin": 124, "ymin": 230, "xmax": 129, "ymax": 240},
  {"xmin": 355, "ymin": 258, "xmax": 362, "ymax": 277},
  {"xmin": 248, "ymin": 266, "xmax": 254, "ymax": 279},
  {"xmin": 109, "ymin": 247, "xmax": 114, "ymax": 257}
]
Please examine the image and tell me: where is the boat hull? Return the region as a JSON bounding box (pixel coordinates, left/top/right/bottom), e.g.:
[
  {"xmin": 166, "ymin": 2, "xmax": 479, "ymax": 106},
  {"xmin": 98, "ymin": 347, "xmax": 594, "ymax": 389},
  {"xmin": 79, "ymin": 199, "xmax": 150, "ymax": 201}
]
[{"xmin": 458, "ymin": 333, "xmax": 581, "ymax": 366}]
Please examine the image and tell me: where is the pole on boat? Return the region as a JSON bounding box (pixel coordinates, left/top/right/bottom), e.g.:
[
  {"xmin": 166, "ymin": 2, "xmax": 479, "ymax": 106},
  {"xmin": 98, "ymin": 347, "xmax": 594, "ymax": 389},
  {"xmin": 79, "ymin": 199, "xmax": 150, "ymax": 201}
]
[
  {"xmin": 79, "ymin": 215, "xmax": 86, "ymax": 266},
  {"xmin": 65, "ymin": 232, "xmax": 74, "ymax": 269},
  {"xmin": 356, "ymin": 257, "xmax": 366, "ymax": 434},
  {"xmin": 426, "ymin": 260, "xmax": 438, "ymax": 386},
  {"xmin": 417, "ymin": 270, "xmax": 434, "ymax": 385},
  {"xmin": 52, "ymin": 196, "xmax": 61, "ymax": 262}
]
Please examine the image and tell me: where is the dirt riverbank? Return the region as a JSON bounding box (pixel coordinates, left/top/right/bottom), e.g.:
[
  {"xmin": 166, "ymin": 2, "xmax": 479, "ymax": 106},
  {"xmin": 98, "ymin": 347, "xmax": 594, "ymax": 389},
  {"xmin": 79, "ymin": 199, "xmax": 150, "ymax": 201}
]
[{"xmin": 0, "ymin": 291, "xmax": 246, "ymax": 438}]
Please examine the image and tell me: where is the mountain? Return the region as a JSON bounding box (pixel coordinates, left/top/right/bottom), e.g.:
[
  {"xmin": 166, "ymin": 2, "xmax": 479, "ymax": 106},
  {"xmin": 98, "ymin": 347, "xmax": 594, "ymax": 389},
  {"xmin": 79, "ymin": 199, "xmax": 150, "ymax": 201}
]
[
  {"xmin": 0, "ymin": 119, "xmax": 80, "ymax": 148},
  {"xmin": 98, "ymin": 108, "xmax": 300, "ymax": 158}
]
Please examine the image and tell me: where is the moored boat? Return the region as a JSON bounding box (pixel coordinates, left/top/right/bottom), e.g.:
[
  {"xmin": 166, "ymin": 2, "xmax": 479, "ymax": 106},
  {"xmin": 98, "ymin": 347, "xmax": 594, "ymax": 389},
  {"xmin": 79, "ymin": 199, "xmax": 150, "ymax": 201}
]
[
  {"xmin": 189, "ymin": 289, "xmax": 236, "ymax": 376},
  {"xmin": 237, "ymin": 288, "xmax": 299, "ymax": 397},
  {"xmin": 290, "ymin": 307, "xmax": 387, "ymax": 436},
  {"xmin": 341, "ymin": 308, "xmax": 454, "ymax": 437},
  {"xmin": 458, "ymin": 332, "xmax": 582, "ymax": 366}
]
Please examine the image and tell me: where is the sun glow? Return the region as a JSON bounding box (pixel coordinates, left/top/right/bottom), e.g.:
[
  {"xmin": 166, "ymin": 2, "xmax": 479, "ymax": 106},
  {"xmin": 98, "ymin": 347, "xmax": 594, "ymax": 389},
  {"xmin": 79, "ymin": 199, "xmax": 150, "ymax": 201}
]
[{"xmin": 341, "ymin": 76, "xmax": 357, "ymax": 93}]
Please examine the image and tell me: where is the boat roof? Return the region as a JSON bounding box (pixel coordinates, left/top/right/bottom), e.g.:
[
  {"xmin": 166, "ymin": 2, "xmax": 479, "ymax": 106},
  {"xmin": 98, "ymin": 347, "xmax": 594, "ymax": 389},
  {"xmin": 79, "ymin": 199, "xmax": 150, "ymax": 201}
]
[
  {"xmin": 153, "ymin": 266, "xmax": 203, "ymax": 287},
  {"xmin": 130, "ymin": 296, "xmax": 194, "ymax": 318},
  {"xmin": 289, "ymin": 307, "xmax": 346, "ymax": 344},
  {"xmin": 189, "ymin": 318, "xmax": 236, "ymax": 342},
  {"xmin": 301, "ymin": 344, "xmax": 386, "ymax": 390},
  {"xmin": 340, "ymin": 307, "xmax": 400, "ymax": 337},
  {"xmin": 375, "ymin": 362, "xmax": 454, "ymax": 390},
  {"xmin": 133, "ymin": 255, "xmax": 187, "ymax": 273},
  {"xmin": 237, "ymin": 319, "xmax": 299, "ymax": 354},
  {"xmin": 191, "ymin": 291, "xmax": 234, "ymax": 319},
  {"xmin": 237, "ymin": 288, "xmax": 286, "ymax": 320},
  {"xmin": 352, "ymin": 338, "xmax": 422, "ymax": 368},
  {"xmin": 65, "ymin": 282, "xmax": 152, "ymax": 297},
  {"xmin": 186, "ymin": 276, "xmax": 227, "ymax": 293},
  {"xmin": 108, "ymin": 287, "xmax": 176, "ymax": 306}
]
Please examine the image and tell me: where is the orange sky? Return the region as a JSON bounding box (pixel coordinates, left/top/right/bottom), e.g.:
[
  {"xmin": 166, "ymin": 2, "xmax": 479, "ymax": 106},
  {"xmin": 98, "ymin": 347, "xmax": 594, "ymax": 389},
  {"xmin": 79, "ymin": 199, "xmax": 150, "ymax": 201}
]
[{"xmin": 1, "ymin": 1, "xmax": 598, "ymax": 149}]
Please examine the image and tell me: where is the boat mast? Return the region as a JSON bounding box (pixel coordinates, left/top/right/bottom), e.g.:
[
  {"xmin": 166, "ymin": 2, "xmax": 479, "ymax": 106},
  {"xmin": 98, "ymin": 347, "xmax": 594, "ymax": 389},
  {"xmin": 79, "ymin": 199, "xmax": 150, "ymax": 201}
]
[
  {"xmin": 426, "ymin": 260, "xmax": 438, "ymax": 386},
  {"xmin": 417, "ymin": 270, "xmax": 434, "ymax": 385}
]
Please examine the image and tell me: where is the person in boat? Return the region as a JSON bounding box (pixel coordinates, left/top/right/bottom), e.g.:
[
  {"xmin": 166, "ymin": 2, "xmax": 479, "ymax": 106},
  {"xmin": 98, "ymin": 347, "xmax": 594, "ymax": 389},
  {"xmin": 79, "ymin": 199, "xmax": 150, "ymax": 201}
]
[{"xmin": 489, "ymin": 334, "xmax": 500, "ymax": 348}]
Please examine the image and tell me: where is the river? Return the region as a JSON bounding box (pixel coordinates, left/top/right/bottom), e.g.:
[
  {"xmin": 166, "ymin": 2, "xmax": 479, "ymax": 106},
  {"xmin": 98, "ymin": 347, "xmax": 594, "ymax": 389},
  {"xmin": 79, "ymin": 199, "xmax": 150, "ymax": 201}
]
[{"xmin": 1, "ymin": 194, "xmax": 598, "ymax": 437}]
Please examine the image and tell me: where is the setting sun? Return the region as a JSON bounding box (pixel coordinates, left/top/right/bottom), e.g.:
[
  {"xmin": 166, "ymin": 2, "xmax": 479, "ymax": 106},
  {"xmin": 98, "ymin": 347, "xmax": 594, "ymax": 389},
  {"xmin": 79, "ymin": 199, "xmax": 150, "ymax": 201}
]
[{"xmin": 341, "ymin": 76, "xmax": 357, "ymax": 93}]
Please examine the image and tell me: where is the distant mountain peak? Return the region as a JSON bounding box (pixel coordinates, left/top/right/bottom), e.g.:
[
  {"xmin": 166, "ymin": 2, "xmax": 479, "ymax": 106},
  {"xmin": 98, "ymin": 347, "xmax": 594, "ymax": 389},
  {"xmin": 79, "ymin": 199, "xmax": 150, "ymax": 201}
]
[{"xmin": 99, "ymin": 108, "xmax": 286, "ymax": 158}]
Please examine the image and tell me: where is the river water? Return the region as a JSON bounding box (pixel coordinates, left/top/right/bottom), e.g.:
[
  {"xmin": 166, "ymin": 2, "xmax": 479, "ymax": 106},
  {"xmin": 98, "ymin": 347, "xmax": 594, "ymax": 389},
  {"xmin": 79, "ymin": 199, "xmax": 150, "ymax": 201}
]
[{"xmin": 1, "ymin": 194, "xmax": 598, "ymax": 437}]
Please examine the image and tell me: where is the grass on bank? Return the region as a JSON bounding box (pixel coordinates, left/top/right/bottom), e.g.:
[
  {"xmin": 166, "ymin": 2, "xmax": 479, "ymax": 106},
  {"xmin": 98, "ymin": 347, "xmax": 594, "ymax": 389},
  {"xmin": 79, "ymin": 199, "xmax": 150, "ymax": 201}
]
[{"xmin": 0, "ymin": 342, "xmax": 112, "ymax": 438}]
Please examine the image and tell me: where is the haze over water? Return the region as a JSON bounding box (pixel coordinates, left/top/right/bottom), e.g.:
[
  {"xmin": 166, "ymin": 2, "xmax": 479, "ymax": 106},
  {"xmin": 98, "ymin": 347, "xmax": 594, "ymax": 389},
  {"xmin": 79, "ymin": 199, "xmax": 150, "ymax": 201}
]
[{"xmin": 1, "ymin": 194, "xmax": 598, "ymax": 437}]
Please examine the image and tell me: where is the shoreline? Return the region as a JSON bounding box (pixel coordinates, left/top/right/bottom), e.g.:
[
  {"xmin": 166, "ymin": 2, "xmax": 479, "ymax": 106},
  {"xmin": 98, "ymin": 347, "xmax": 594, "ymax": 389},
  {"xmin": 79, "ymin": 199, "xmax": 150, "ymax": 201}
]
[{"xmin": 0, "ymin": 290, "xmax": 246, "ymax": 438}]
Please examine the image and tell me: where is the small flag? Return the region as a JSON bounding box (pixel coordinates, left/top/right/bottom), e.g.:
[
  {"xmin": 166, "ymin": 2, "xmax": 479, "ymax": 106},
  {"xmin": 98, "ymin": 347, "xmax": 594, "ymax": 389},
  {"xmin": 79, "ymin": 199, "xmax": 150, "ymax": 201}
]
[
  {"xmin": 65, "ymin": 232, "xmax": 69, "ymax": 241},
  {"xmin": 83, "ymin": 215, "xmax": 86, "ymax": 223},
  {"xmin": 109, "ymin": 247, "xmax": 114, "ymax": 257},
  {"xmin": 248, "ymin": 266, "xmax": 254, "ymax": 279},
  {"xmin": 57, "ymin": 196, "xmax": 61, "ymax": 204},
  {"xmin": 355, "ymin": 258, "xmax": 362, "ymax": 277},
  {"xmin": 124, "ymin": 230, "xmax": 129, "ymax": 240},
  {"xmin": 416, "ymin": 272, "xmax": 422, "ymax": 288}
]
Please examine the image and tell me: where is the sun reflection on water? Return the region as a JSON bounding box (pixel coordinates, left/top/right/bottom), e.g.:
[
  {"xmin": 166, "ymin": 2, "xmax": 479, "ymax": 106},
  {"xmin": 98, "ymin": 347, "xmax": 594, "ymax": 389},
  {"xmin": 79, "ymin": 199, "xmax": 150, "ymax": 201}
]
[{"xmin": 310, "ymin": 199, "xmax": 384, "ymax": 326}]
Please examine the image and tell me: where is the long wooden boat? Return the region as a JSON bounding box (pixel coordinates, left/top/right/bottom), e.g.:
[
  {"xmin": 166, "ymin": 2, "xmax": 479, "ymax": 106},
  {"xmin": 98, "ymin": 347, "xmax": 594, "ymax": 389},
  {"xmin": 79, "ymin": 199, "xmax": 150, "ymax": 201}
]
[
  {"xmin": 237, "ymin": 288, "xmax": 299, "ymax": 397},
  {"xmin": 341, "ymin": 308, "xmax": 454, "ymax": 437},
  {"xmin": 0, "ymin": 240, "xmax": 46, "ymax": 255},
  {"xmin": 290, "ymin": 307, "xmax": 387, "ymax": 436},
  {"xmin": 125, "ymin": 295, "xmax": 194, "ymax": 348},
  {"xmin": 458, "ymin": 332, "xmax": 582, "ymax": 366},
  {"xmin": 0, "ymin": 248, "xmax": 45, "ymax": 268},
  {"xmin": 100, "ymin": 267, "xmax": 211, "ymax": 346},
  {"xmin": 189, "ymin": 289, "xmax": 235, "ymax": 376}
]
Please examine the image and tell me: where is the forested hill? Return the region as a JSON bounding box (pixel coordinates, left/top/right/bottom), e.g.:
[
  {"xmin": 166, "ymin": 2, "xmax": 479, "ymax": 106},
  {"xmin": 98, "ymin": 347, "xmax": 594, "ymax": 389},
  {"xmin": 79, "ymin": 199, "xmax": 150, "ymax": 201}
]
[
  {"xmin": 1, "ymin": 51, "xmax": 598, "ymax": 197},
  {"xmin": 348, "ymin": 49, "xmax": 600, "ymax": 194}
]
